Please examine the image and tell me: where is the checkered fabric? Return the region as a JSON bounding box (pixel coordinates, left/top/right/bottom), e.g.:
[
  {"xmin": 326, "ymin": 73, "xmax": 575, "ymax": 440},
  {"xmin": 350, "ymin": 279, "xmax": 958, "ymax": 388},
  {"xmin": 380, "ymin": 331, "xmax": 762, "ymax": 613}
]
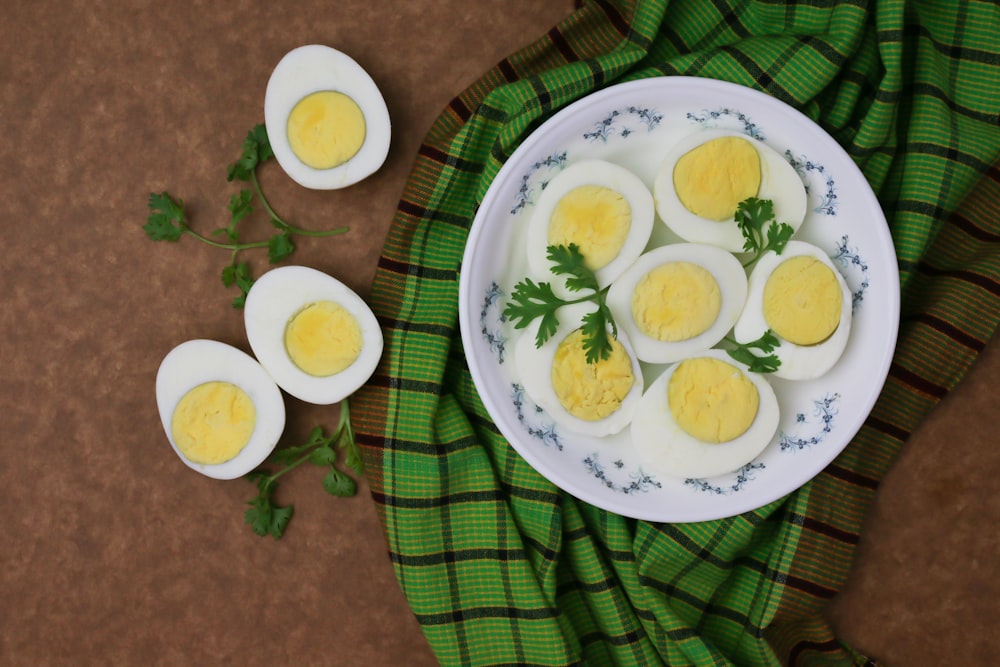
[{"xmin": 352, "ymin": 0, "xmax": 1000, "ymax": 664}]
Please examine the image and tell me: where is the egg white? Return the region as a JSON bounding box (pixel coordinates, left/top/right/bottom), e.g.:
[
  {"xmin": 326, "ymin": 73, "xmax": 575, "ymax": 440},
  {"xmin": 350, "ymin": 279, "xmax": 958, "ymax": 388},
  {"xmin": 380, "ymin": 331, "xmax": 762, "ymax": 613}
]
[
  {"xmin": 653, "ymin": 129, "xmax": 808, "ymax": 253},
  {"xmin": 733, "ymin": 240, "xmax": 852, "ymax": 381},
  {"xmin": 513, "ymin": 302, "xmax": 643, "ymax": 438},
  {"xmin": 244, "ymin": 265, "xmax": 384, "ymax": 405},
  {"xmin": 525, "ymin": 159, "xmax": 654, "ymax": 296},
  {"xmin": 155, "ymin": 339, "xmax": 286, "ymax": 480},
  {"xmin": 606, "ymin": 243, "xmax": 748, "ymax": 364},
  {"xmin": 264, "ymin": 44, "xmax": 391, "ymax": 190},
  {"xmin": 630, "ymin": 349, "xmax": 780, "ymax": 479}
]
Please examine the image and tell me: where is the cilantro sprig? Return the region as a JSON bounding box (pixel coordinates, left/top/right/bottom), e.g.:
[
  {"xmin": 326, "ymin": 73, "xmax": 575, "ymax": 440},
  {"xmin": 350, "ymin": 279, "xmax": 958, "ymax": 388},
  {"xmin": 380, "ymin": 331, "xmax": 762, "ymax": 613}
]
[
  {"xmin": 244, "ymin": 400, "xmax": 363, "ymax": 539},
  {"xmin": 723, "ymin": 330, "xmax": 781, "ymax": 374},
  {"xmin": 503, "ymin": 244, "xmax": 617, "ymax": 364},
  {"xmin": 143, "ymin": 124, "xmax": 349, "ymax": 307},
  {"xmin": 735, "ymin": 196, "xmax": 794, "ymax": 269}
]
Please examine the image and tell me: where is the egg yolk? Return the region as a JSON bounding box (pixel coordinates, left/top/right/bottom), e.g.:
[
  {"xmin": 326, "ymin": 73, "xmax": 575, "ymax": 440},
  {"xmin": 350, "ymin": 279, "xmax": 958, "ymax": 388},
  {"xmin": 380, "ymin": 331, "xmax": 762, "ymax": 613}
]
[
  {"xmin": 551, "ymin": 329, "xmax": 635, "ymax": 421},
  {"xmin": 548, "ymin": 185, "xmax": 632, "ymax": 271},
  {"xmin": 284, "ymin": 300, "xmax": 363, "ymax": 377},
  {"xmin": 287, "ymin": 91, "xmax": 366, "ymax": 170},
  {"xmin": 631, "ymin": 261, "xmax": 721, "ymax": 342},
  {"xmin": 672, "ymin": 136, "xmax": 761, "ymax": 221},
  {"xmin": 763, "ymin": 255, "xmax": 842, "ymax": 345},
  {"xmin": 171, "ymin": 381, "xmax": 256, "ymax": 465},
  {"xmin": 668, "ymin": 357, "xmax": 758, "ymax": 444}
]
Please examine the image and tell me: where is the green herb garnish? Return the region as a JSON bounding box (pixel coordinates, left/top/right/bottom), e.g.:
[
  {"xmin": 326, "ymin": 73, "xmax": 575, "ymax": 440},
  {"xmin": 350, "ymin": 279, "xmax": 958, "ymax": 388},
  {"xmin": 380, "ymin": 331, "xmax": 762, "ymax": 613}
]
[
  {"xmin": 244, "ymin": 400, "xmax": 363, "ymax": 539},
  {"xmin": 503, "ymin": 244, "xmax": 617, "ymax": 364},
  {"xmin": 735, "ymin": 196, "xmax": 795, "ymax": 269},
  {"xmin": 143, "ymin": 124, "xmax": 349, "ymax": 308},
  {"xmin": 723, "ymin": 330, "xmax": 781, "ymax": 374}
]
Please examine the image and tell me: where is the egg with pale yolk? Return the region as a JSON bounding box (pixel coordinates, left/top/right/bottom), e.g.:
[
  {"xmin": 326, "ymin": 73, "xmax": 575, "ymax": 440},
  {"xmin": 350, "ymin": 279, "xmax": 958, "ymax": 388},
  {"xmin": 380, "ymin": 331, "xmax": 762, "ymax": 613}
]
[
  {"xmin": 653, "ymin": 130, "xmax": 807, "ymax": 253},
  {"xmin": 155, "ymin": 339, "xmax": 286, "ymax": 479},
  {"xmin": 264, "ymin": 44, "xmax": 391, "ymax": 190},
  {"xmin": 630, "ymin": 349, "xmax": 780, "ymax": 479},
  {"xmin": 606, "ymin": 242, "xmax": 747, "ymax": 364},
  {"xmin": 244, "ymin": 265, "xmax": 383, "ymax": 405},
  {"xmin": 733, "ymin": 240, "xmax": 852, "ymax": 380},
  {"xmin": 513, "ymin": 302, "xmax": 643, "ymax": 437},
  {"xmin": 525, "ymin": 159, "xmax": 654, "ymax": 297}
]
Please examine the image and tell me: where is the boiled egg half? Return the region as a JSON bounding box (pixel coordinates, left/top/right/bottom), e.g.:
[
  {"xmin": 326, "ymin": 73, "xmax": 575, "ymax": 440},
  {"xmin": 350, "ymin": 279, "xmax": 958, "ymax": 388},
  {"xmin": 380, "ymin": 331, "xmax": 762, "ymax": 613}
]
[
  {"xmin": 514, "ymin": 302, "xmax": 643, "ymax": 438},
  {"xmin": 525, "ymin": 159, "xmax": 654, "ymax": 296},
  {"xmin": 631, "ymin": 349, "xmax": 779, "ymax": 479},
  {"xmin": 606, "ymin": 242, "xmax": 748, "ymax": 364},
  {"xmin": 155, "ymin": 339, "xmax": 286, "ymax": 479},
  {"xmin": 264, "ymin": 44, "xmax": 391, "ymax": 190},
  {"xmin": 653, "ymin": 130, "xmax": 807, "ymax": 253},
  {"xmin": 244, "ymin": 265, "xmax": 383, "ymax": 405},
  {"xmin": 734, "ymin": 240, "xmax": 852, "ymax": 381}
]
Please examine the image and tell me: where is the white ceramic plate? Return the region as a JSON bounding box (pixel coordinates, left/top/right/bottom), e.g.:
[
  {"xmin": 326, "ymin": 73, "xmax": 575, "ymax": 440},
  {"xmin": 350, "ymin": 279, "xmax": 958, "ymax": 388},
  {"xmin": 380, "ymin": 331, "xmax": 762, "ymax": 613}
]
[{"xmin": 458, "ymin": 76, "xmax": 899, "ymax": 522}]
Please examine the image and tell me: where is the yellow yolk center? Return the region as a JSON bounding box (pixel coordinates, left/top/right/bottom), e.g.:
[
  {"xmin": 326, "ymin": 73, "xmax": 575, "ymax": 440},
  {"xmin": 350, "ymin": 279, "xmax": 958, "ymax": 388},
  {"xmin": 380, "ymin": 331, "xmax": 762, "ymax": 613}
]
[
  {"xmin": 171, "ymin": 381, "xmax": 256, "ymax": 465},
  {"xmin": 631, "ymin": 262, "xmax": 721, "ymax": 342},
  {"xmin": 763, "ymin": 255, "xmax": 842, "ymax": 345},
  {"xmin": 672, "ymin": 136, "xmax": 761, "ymax": 221},
  {"xmin": 284, "ymin": 300, "xmax": 363, "ymax": 377},
  {"xmin": 551, "ymin": 329, "xmax": 635, "ymax": 421},
  {"xmin": 548, "ymin": 185, "xmax": 632, "ymax": 271},
  {"xmin": 287, "ymin": 91, "xmax": 366, "ymax": 169},
  {"xmin": 668, "ymin": 357, "xmax": 759, "ymax": 444}
]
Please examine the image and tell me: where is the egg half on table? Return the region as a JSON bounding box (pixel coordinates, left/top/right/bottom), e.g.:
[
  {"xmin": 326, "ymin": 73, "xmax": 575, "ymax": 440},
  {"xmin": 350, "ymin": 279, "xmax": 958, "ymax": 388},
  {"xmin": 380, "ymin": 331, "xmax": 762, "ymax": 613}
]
[
  {"xmin": 631, "ymin": 349, "xmax": 780, "ymax": 479},
  {"xmin": 155, "ymin": 339, "xmax": 286, "ymax": 480},
  {"xmin": 653, "ymin": 129, "xmax": 808, "ymax": 253},
  {"xmin": 734, "ymin": 240, "xmax": 852, "ymax": 380},
  {"xmin": 265, "ymin": 44, "xmax": 391, "ymax": 190}
]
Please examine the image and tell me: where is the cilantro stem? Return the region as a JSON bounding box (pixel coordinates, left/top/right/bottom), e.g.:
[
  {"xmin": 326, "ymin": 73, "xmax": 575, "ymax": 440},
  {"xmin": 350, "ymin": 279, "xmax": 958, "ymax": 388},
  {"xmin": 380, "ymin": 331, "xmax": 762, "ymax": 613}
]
[
  {"xmin": 182, "ymin": 227, "xmax": 270, "ymax": 251},
  {"xmin": 250, "ymin": 170, "xmax": 349, "ymax": 238}
]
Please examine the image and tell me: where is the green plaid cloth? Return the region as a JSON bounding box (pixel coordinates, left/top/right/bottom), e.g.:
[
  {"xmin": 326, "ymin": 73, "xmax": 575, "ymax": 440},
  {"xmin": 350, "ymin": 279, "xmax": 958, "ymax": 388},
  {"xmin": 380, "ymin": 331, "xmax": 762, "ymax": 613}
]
[{"xmin": 353, "ymin": 0, "xmax": 1000, "ymax": 664}]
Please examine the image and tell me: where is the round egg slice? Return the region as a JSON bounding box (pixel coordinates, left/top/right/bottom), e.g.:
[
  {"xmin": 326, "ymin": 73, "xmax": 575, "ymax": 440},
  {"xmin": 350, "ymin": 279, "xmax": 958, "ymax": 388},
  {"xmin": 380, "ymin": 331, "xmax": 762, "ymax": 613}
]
[
  {"xmin": 244, "ymin": 265, "xmax": 383, "ymax": 405},
  {"xmin": 264, "ymin": 44, "xmax": 391, "ymax": 190},
  {"xmin": 513, "ymin": 302, "xmax": 643, "ymax": 438},
  {"xmin": 606, "ymin": 243, "xmax": 748, "ymax": 364},
  {"xmin": 653, "ymin": 129, "xmax": 807, "ymax": 253},
  {"xmin": 631, "ymin": 349, "xmax": 780, "ymax": 479},
  {"xmin": 525, "ymin": 159, "xmax": 654, "ymax": 296},
  {"xmin": 155, "ymin": 339, "xmax": 286, "ymax": 480},
  {"xmin": 733, "ymin": 240, "xmax": 852, "ymax": 380}
]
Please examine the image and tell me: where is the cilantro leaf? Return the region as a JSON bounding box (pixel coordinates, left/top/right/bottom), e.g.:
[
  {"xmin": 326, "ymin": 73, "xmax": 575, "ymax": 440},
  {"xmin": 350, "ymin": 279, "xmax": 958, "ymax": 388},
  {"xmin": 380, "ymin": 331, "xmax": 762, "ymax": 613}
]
[
  {"xmin": 322, "ymin": 469, "xmax": 357, "ymax": 497},
  {"xmin": 144, "ymin": 192, "xmax": 187, "ymax": 241},
  {"xmin": 268, "ymin": 231, "xmax": 295, "ymax": 263},
  {"xmin": 580, "ymin": 305, "xmax": 614, "ymax": 364},
  {"xmin": 725, "ymin": 330, "xmax": 781, "ymax": 374},
  {"xmin": 735, "ymin": 197, "xmax": 795, "ymax": 268},
  {"xmin": 503, "ymin": 277, "xmax": 566, "ymax": 348},
  {"xmin": 244, "ymin": 475, "xmax": 294, "ymax": 539},
  {"xmin": 227, "ymin": 124, "xmax": 272, "ymax": 182},
  {"xmin": 221, "ymin": 261, "xmax": 254, "ymax": 309},
  {"xmin": 547, "ymin": 243, "xmax": 599, "ymax": 293},
  {"xmin": 225, "ymin": 189, "xmax": 254, "ymax": 238}
]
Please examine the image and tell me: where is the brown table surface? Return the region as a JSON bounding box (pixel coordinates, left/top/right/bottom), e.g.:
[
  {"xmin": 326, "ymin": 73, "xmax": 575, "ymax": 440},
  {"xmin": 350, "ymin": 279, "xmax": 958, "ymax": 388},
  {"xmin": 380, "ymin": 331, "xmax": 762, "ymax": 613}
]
[{"xmin": 3, "ymin": 2, "xmax": 997, "ymax": 665}]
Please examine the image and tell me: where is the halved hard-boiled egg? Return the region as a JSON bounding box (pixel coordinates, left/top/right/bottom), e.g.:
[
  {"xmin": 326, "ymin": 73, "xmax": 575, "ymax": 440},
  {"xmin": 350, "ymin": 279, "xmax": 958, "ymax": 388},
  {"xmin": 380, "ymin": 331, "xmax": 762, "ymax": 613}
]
[
  {"xmin": 606, "ymin": 242, "xmax": 748, "ymax": 364},
  {"xmin": 244, "ymin": 265, "xmax": 383, "ymax": 405},
  {"xmin": 514, "ymin": 302, "xmax": 643, "ymax": 438},
  {"xmin": 155, "ymin": 339, "xmax": 286, "ymax": 479},
  {"xmin": 264, "ymin": 44, "xmax": 391, "ymax": 190},
  {"xmin": 653, "ymin": 130, "xmax": 807, "ymax": 252},
  {"xmin": 631, "ymin": 349, "xmax": 779, "ymax": 479},
  {"xmin": 525, "ymin": 159, "xmax": 654, "ymax": 295},
  {"xmin": 733, "ymin": 240, "xmax": 852, "ymax": 380}
]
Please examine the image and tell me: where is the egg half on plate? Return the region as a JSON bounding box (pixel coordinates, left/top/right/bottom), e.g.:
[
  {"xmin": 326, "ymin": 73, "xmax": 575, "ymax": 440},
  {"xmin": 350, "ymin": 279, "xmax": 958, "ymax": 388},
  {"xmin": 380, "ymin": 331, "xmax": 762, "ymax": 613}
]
[
  {"xmin": 653, "ymin": 129, "xmax": 808, "ymax": 253},
  {"xmin": 631, "ymin": 349, "xmax": 780, "ymax": 479},
  {"xmin": 155, "ymin": 339, "xmax": 286, "ymax": 480},
  {"xmin": 244, "ymin": 265, "xmax": 383, "ymax": 405},
  {"xmin": 734, "ymin": 240, "xmax": 852, "ymax": 380},
  {"xmin": 264, "ymin": 44, "xmax": 391, "ymax": 190}
]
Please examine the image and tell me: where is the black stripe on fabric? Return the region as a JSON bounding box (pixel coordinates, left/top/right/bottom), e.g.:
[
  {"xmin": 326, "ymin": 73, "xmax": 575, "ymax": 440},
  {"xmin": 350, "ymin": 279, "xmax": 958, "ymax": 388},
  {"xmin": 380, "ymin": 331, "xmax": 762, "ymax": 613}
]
[
  {"xmin": 712, "ymin": 0, "xmax": 751, "ymax": 39},
  {"xmin": 947, "ymin": 210, "xmax": 1000, "ymax": 244},
  {"xmin": 799, "ymin": 34, "xmax": 849, "ymax": 69},
  {"xmin": 636, "ymin": 575, "xmax": 764, "ymax": 635},
  {"xmin": 785, "ymin": 573, "xmax": 838, "ymax": 600},
  {"xmin": 718, "ymin": 44, "xmax": 785, "ymax": 100},
  {"xmin": 914, "ymin": 261, "xmax": 1000, "ymax": 297},
  {"xmin": 447, "ymin": 94, "xmax": 473, "ymax": 123},
  {"xmin": 906, "ymin": 21, "xmax": 1000, "ymax": 66},
  {"xmin": 366, "ymin": 372, "xmax": 442, "ymax": 395},
  {"xmin": 797, "ymin": 514, "xmax": 860, "ymax": 546},
  {"xmin": 372, "ymin": 489, "xmax": 505, "ymax": 509},
  {"xmin": 788, "ymin": 637, "xmax": 844, "ymax": 664},
  {"xmin": 593, "ymin": 0, "xmax": 639, "ymax": 44},
  {"xmin": 377, "ymin": 255, "xmax": 458, "ymax": 282},
  {"xmin": 378, "ymin": 315, "xmax": 452, "ymax": 339},
  {"xmin": 910, "ymin": 83, "xmax": 1000, "ymax": 126},
  {"xmin": 586, "ymin": 58, "xmax": 607, "ymax": 89},
  {"xmin": 909, "ymin": 312, "xmax": 986, "ymax": 352},
  {"xmin": 889, "ymin": 362, "xmax": 949, "ymax": 399},
  {"xmin": 547, "ymin": 24, "xmax": 579, "ymax": 64},
  {"xmin": 823, "ymin": 462, "xmax": 880, "ymax": 491},
  {"xmin": 864, "ymin": 415, "xmax": 911, "ymax": 442},
  {"xmin": 396, "ymin": 197, "xmax": 472, "ymax": 229},
  {"xmin": 902, "ymin": 140, "xmax": 994, "ymax": 174},
  {"xmin": 389, "ymin": 547, "xmax": 526, "ymax": 567},
  {"xmin": 578, "ymin": 627, "xmax": 648, "ymax": 649},
  {"xmin": 526, "ymin": 75, "xmax": 553, "ymax": 113},
  {"xmin": 497, "ymin": 57, "xmax": 518, "ymax": 83},
  {"xmin": 415, "ymin": 605, "xmax": 561, "ymax": 625},
  {"xmin": 416, "ymin": 143, "xmax": 484, "ymax": 175}
]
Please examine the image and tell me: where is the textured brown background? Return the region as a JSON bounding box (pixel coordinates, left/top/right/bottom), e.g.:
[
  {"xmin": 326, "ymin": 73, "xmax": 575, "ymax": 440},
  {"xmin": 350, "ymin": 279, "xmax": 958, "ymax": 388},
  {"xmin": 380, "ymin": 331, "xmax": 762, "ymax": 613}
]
[{"xmin": 1, "ymin": 1, "xmax": 997, "ymax": 665}]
